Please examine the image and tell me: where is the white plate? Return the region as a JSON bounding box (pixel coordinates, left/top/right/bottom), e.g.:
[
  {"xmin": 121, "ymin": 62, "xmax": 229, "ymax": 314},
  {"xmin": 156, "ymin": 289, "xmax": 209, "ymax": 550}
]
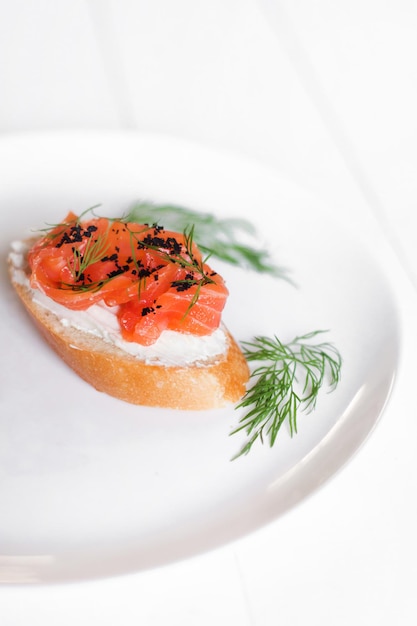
[{"xmin": 0, "ymin": 131, "xmax": 399, "ymax": 584}]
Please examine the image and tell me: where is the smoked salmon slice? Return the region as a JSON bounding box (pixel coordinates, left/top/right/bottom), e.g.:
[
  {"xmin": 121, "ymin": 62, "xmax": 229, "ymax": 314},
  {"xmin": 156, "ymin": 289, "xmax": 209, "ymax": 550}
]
[{"xmin": 28, "ymin": 211, "xmax": 229, "ymax": 345}]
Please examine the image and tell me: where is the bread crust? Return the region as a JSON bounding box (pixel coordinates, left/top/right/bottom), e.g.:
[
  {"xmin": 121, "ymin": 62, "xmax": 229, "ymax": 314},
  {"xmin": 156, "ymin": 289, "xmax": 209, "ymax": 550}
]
[{"xmin": 8, "ymin": 249, "xmax": 249, "ymax": 410}]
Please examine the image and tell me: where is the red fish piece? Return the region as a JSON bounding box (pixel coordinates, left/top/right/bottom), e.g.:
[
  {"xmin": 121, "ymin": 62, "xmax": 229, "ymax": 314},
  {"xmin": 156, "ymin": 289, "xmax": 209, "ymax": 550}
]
[{"xmin": 28, "ymin": 212, "xmax": 228, "ymax": 345}]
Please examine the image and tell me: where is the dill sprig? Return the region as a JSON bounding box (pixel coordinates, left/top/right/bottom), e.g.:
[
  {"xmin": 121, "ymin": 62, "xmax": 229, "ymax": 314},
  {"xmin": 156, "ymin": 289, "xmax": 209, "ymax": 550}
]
[
  {"xmin": 36, "ymin": 205, "xmax": 102, "ymax": 244},
  {"xmin": 231, "ymin": 331, "xmax": 342, "ymax": 459},
  {"xmin": 124, "ymin": 201, "xmax": 290, "ymax": 280},
  {"xmin": 168, "ymin": 225, "xmax": 216, "ymax": 317},
  {"xmin": 68, "ymin": 231, "xmax": 110, "ymax": 282}
]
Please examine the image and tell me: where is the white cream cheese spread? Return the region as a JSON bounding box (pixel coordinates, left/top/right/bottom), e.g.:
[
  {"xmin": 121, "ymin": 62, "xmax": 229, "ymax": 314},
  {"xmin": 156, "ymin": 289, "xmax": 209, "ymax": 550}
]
[{"xmin": 9, "ymin": 240, "xmax": 228, "ymax": 367}]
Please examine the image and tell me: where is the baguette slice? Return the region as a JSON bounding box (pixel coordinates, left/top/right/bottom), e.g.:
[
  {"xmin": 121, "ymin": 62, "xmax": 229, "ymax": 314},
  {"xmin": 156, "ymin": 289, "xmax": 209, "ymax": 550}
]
[{"xmin": 8, "ymin": 243, "xmax": 249, "ymax": 410}]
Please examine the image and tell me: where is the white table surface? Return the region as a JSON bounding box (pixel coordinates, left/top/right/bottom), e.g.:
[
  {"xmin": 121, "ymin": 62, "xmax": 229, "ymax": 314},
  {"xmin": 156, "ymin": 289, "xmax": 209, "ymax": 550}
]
[{"xmin": 1, "ymin": 1, "xmax": 417, "ymax": 624}]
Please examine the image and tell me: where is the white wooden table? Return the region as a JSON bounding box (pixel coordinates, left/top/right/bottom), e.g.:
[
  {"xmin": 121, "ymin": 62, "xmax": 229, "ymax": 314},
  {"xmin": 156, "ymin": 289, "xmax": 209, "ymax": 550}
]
[{"xmin": 1, "ymin": 2, "xmax": 416, "ymax": 624}]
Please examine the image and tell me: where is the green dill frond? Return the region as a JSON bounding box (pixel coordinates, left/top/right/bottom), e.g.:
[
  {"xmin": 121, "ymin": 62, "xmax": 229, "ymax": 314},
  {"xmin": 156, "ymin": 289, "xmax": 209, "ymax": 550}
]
[
  {"xmin": 124, "ymin": 201, "xmax": 291, "ymax": 280},
  {"xmin": 231, "ymin": 331, "xmax": 342, "ymax": 459},
  {"xmin": 68, "ymin": 231, "xmax": 110, "ymax": 282}
]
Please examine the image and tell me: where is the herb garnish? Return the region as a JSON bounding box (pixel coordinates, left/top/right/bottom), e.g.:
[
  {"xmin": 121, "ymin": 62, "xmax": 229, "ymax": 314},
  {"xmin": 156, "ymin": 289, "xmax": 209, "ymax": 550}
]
[
  {"xmin": 124, "ymin": 201, "xmax": 290, "ymax": 280},
  {"xmin": 231, "ymin": 331, "xmax": 342, "ymax": 459},
  {"xmin": 68, "ymin": 229, "xmax": 110, "ymax": 283}
]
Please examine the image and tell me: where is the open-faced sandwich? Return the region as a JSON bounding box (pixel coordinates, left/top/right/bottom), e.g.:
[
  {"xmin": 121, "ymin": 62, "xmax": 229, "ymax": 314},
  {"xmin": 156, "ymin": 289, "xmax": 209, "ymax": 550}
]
[{"xmin": 8, "ymin": 210, "xmax": 249, "ymax": 410}]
